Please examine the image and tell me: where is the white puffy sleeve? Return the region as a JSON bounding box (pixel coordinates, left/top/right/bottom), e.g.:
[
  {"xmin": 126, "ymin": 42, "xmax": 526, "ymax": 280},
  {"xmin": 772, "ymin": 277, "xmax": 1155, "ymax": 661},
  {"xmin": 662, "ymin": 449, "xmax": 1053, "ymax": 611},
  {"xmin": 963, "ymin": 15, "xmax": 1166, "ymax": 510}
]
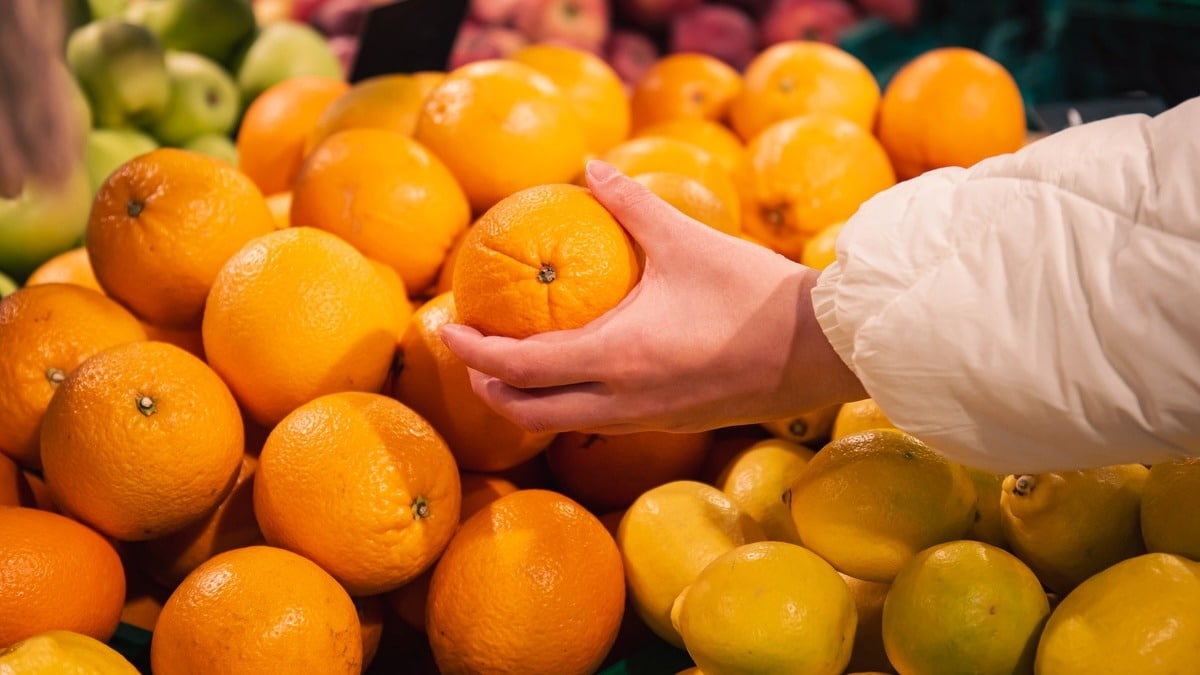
[{"xmin": 811, "ymin": 96, "xmax": 1200, "ymax": 474}]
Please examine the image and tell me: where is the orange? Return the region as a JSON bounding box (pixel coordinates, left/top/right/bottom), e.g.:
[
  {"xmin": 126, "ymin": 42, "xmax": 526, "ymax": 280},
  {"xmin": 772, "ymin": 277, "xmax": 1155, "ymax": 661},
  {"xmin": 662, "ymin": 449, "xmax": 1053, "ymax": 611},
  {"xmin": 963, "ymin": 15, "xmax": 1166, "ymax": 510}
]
[
  {"xmin": 40, "ymin": 340, "xmax": 244, "ymax": 541},
  {"xmin": 427, "ymin": 489, "xmax": 626, "ymax": 674},
  {"xmin": 511, "ymin": 43, "xmax": 631, "ymax": 155},
  {"xmin": 0, "ymin": 453, "xmax": 53, "ymax": 509},
  {"xmin": 254, "ymin": 391, "xmax": 462, "ymax": 596},
  {"xmin": 628, "ymin": 53, "xmax": 742, "ymax": 132},
  {"xmin": 631, "ymin": 171, "xmax": 741, "ymax": 235},
  {"xmin": 729, "ymin": 40, "xmax": 881, "ymax": 142},
  {"xmin": 387, "ymin": 471, "xmax": 521, "ymax": 632},
  {"xmin": 432, "ymin": 225, "xmax": 470, "ymax": 296},
  {"xmin": 452, "ymin": 183, "xmax": 641, "ymax": 339},
  {"xmin": 201, "ymin": 227, "xmax": 398, "ymax": 427},
  {"xmin": 119, "ymin": 563, "xmax": 171, "ymax": 632},
  {"xmin": 368, "ymin": 258, "xmax": 415, "ymax": 338},
  {"xmin": 413, "ymin": 59, "xmax": 590, "ymax": 215},
  {"xmin": 546, "ymin": 430, "xmax": 714, "ymax": 513},
  {"xmin": 392, "ymin": 292, "xmax": 556, "ymax": 471},
  {"xmin": 290, "ymin": 128, "xmax": 471, "ymax": 295},
  {"xmin": 139, "ymin": 321, "xmax": 206, "ymax": 361},
  {"xmin": 86, "ymin": 148, "xmax": 276, "ymax": 328},
  {"xmin": 597, "ymin": 135, "xmax": 742, "ymax": 221},
  {"xmin": 265, "ymin": 191, "xmax": 291, "ymax": 229},
  {"xmin": 24, "ymin": 246, "xmax": 102, "ymax": 292},
  {"xmin": 735, "ymin": 114, "xmax": 896, "ymax": 261},
  {"xmin": 150, "ymin": 545, "xmax": 362, "ymax": 674},
  {"xmin": 0, "ymin": 507, "xmax": 125, "ymax": 647},
  {"xmin": 130, "ymin": 454, "xmax": 264, "ymax": 588},
  {"xmin": 355, "ymin": 595, "xmax": 387, "ymax": 669},
  {"xmin": 305, "ymin": 71, "xmax": 446, "ymax": 154},
  {"xmin": 236, "ymin": 75, "xmax": 349, "ymax": 196},
  {"xmin": 800, "ymin": 221, "xmax": 845, "ymax": 271},
  {"xmin": 633, "ymin": 117, "xmax": 745, "ymax": 174},
  {"xmin": 877, "ymin": 47, "xmax": 1026, "ymax": 180},
  {"xmin": 0, "ymin": 284, "xmax": 147, "ymax": 469}
]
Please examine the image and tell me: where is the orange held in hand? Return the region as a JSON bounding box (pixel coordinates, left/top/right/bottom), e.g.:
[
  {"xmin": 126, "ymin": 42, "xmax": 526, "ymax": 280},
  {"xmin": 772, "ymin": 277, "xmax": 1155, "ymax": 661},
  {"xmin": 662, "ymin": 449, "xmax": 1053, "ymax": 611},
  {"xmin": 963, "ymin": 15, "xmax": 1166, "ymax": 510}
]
[
  {"xmin": 876, "ymin": 47, "xmax": 1027, "ymax": 180},
  {"xmin": 253, "ymin": 391, "xmax": 462, "ymax": 596},
  {"xmin": 0, "ymin": 507, "xmax": 125, "ymax": 648},
  {"xmin": 40, "ymin": 340, "xmax": 245, "ymax": 541},
  {"xmin": 426, "ymin": 489, "xmax": 626, "ymax": 674},
  {"xmin": 452, "ymin": 183, "xmax": 641, "ymax": 339}
]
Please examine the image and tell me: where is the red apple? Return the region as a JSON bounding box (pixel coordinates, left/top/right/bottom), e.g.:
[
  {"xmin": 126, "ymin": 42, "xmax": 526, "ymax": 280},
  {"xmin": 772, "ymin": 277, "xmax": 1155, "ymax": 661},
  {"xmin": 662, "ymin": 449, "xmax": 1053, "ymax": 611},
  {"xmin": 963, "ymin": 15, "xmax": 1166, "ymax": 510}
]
[
  {"xmin": 469, "ymin": 0, "xmax": 527, "ymax": 25},
  {"xmin": 858, "ymin": 0, "xmax": 920, "ymax": 28},
  {"xmin": 669, "ymin": 4, "xmax": 759, "ymax": 70},
  {"xmin": 291, "ymin": 0, "xmax": 327, "ymax": 22},
  {"xmin": 327, "ymin": 34, "xmax": 360, "ymax": 77},
  {"xmin": 309, "ymin": 0, "xmax": 371, "ymax": 37},
  {"xmin": 448, "ymin": 20, "xmax": 531, "ymax": 69},
  {"xmin": 604, "ymin": 29, "xmax": 660, "ymax": 89},
  {"xmin": 515, "ymin": 0, "xmax": 610, "ymax": 53},
  {"xmin": 615, "ymin": 0, "xmax": 704, "ymax": 29},
  {"xmin": 759, "ymin": 0, "xmax": 860, "ymax": 46}
]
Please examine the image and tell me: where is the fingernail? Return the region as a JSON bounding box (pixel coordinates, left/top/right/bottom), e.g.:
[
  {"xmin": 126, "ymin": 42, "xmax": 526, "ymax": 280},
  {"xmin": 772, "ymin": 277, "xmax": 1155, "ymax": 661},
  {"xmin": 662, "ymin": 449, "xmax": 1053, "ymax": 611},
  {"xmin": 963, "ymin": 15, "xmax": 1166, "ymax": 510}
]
[
  {"xmin": 438, "ymin": 323, "xmax": 473, "ymax": 344},
  {"xmin": 585, "ymin": 159, "xmax": 618, "ymax": 182}
]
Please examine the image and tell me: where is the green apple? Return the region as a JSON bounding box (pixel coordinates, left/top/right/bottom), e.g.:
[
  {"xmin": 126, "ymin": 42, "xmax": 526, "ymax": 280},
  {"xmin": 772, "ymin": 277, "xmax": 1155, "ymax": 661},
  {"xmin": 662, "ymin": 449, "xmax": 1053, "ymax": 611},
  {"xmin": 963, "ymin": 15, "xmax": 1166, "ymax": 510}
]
[
  {"xmin": 146, "ymin": 51, "xmax": 241, "ymax": 146},
  {"xmin": 125, "ymin": 0, "xmax": 258, "ymax": 66},
  {"xmin": 66, "ymin": 19, "xmax": 170, "ymax": 129},
  {"xmin": 85, "ymin": 128, "xmax": 159, "ymax": 194},
  {"xmin": 0, "ymin": 164, "xmax": 93, "ymax": 283},
  {"xmin": 182, "ymin": 133, "xmax": 239, "ymax": 166},
  {"xmin": 0, "ymin": 271, "xmax": 17, "ymax": 298},
  {"xmin": 88, "ymin": 0, "xmax": 130, "ymax": 19},
  {"xmin": 233, "ymin": 21, "xmax": 343, "ymax": 106}
]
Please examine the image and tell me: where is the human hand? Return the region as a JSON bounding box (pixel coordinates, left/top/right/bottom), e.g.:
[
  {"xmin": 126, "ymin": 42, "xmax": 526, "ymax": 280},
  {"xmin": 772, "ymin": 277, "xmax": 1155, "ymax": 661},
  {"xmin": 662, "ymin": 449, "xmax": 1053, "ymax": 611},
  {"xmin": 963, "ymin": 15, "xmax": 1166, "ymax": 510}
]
[{"xmin": 439, "ymin": 160, "xmax": 867, "ymax": 434}]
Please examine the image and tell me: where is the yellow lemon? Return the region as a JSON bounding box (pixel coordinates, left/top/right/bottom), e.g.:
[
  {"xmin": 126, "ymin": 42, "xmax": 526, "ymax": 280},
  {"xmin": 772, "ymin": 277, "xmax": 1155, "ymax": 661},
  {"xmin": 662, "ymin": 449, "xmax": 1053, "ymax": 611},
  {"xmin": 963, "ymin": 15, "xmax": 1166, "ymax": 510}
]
[
  {"xmin": 800, "ymin": 221, "xmax": 844, "ymax": 271},
  {"xmin": 715, "ymin": 437, "xmax": 815, "ymax": 544},
  {"xmin": 1000, "ymin": 464, "xmax": 1148, "ymax": 594},
  {"xmin": 671, "ymin": 541, "xmax": 856, "ymax": 675},
  {"xmin": 1140, "ymin": 457, "xmax": 1200, "ymax": 560},
  {"xmin": 790, "ymin": 429, "xmax": 978, "ymax": 583},
  {"xmin": 617, "ymin": 480, "xmax": 766, "ymax": 647},
  {"xmin": 760, "ymin": 403, "xmax": 840, "ymax": 447},
  {"xmin": 839, "ymin": 574, "xmax": 893, "ymax": 674},
  {"xmin": 965, "ymin": 466, "xmax": 1008, "ymax": 548},
  {"xmin": 0, "ymin": 630, "xmax": 140, "ymax": 674},
  {"xmin": 1035, "ymin": 552, "xmax": 1200, "ymax": 674},
  {"xmin": 882, "ymin": 540, "xmax": 1050, "ymax": 675},
  {"xmin": 830, "ymin": 398, "xmax": 896, "ymax": 441}
]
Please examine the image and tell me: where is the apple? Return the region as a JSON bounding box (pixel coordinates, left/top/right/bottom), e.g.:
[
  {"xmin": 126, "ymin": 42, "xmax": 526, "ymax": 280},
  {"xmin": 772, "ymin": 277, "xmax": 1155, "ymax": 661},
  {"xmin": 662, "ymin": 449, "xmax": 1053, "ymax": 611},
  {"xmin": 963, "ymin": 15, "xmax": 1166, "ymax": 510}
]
[
  {"xmin": 669, "ymin": 4, "xmax": 759, "ymax": 70},
  {"xmin": 232, "ymin": 20, "xmax": 344, "ymax": 105},
  {"xmin": 146, "ymin": 50, "xmax": 241, "ymax": 146},
  {"xmin": 0, "ymin": 164, "xmax": 93, "ymax": 283},
  {"xmin": 615, "ymin": 0, "xmax": 703, "ymax": 29},
  {"xmin": 309, "ymin": 0, "xmax": 372, "ymax": 37},
  {"xmin": 254, "ymin": 0, "xmax": 295, "ymax": 25},
  {"xmin": 125, "ymin": 0, "xmax": 258, "ymax": 66},
  {"xmin": 85, "ymin": 128, "xmax": 159, "ymax": 194},
  {"xmin": 0, "ymin": 271, "xmax": 17, "ymax": 298},
  {"xmin": 469, "ymin": 0, "xmax": 524, "ymax": 25},
  {"xmin": 291, "ymin": 0, "xmax": 328, "ymax": 22},
  {"xmin": 759, "ymin": 0, "xmax": 860, "ymax": 46},
  {"xmin": 604, "ymin": 29, "xmax": 660, "ymax": 89},
  {"xmin": 66, "ymin": 19, "xmax": 170, "ymax": 129},
  {"xmin": 88, "ymin": 0, "xmax": 131, "ymax": 19},
  {"xmin": 448, "ymin": 21, "xmax": 530, "ymax": 70},
  {"xmin": 181, "ymin": 133, "xmax": 240, "ymax": 166},
  {"xmin": 514, "ymin": 0, "xmax": 610, "ymax": 53},
  {"xmin": 858, "ymin": 0, "xmax": 920, "ymax": 28},
  {"xmin": 327, "ymin": 35, "xmax": 361, "ymax": 77}
]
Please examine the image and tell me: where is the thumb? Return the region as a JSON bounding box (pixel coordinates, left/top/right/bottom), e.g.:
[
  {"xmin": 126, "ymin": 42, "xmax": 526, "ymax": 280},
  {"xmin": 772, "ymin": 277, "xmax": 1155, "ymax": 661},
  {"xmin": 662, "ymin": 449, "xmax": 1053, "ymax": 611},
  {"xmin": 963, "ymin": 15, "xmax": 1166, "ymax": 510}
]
[{"xmin": 584, "ymin": 159, "xmax": 707, "ymax": 252}]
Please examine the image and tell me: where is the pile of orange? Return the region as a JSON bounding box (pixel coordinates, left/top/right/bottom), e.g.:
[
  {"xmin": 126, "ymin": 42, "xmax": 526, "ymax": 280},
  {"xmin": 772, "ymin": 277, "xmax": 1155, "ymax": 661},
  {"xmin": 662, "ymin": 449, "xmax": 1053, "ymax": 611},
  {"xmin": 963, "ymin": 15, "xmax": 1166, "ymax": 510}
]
[{"xmin": 0, "ymin": 37, "xmax": 1033, "ymax": 672}]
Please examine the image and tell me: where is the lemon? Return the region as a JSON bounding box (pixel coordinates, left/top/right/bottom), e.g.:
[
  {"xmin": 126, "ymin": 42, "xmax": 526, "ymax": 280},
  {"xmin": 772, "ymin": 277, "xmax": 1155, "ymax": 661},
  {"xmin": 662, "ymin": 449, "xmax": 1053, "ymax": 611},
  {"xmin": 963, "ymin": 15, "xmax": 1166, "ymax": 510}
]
[
  {"xmin": 964, "ymin": 466, "xmax": 1008, "ymax": 548},
  {"xmin": 882, "ymin": 540, "xmax": 1050, "ymax": 675},
  {"xmin": 830, "ymin": 398, "xmax": 896, "ymax": 441},
  {"xmin": 1035, "ymin": 553, "xmax": 1200, "ymax": 674},
  {"xmin": 790, "ymin": 429, "xmax": 978, "ymax": 582},
  {"xmin": 671, "ymin": 541, "xmax": 856, "ymax": 675},
  {"xmin": 760, "ymin": 404, "xmax": 840, "ymax": 446},
  {"xmin": 800, "ymin": 221, "xmax": 844, "ymax": 271},
  {"xmin": 1000, "ymin": 464, "xmax": 1148, "ymax": 594},
  {"xmin": 1140, "ymin": 457, "xmax": 1200, "ymax": 560},
  {"xmin": 839, "ymin": 573, "xmax": 893, "ymax": 674},
  {"xmin": 715, "ymin": 437, "xmax": 815, "ymax": 544},
  {"xmin": 617, "ymin": 480, "xmax": 766, "ymax": 647},
  {"xmin": 0, "ymin": 630, "xmax": 140, "ymax": 674}
]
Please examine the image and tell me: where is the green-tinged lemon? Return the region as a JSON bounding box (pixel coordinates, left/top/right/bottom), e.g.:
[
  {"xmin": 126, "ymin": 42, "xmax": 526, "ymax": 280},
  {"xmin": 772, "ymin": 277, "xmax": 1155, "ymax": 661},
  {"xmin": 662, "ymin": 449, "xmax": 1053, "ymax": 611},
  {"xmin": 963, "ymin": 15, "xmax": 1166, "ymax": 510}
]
[
  {"xmin": 715, "ymin": 437, "xmax": 815, "ymax": 544},
  {"xmin": 1140, "ymin": 457, "xmax": 1200, "ymax": 560}
]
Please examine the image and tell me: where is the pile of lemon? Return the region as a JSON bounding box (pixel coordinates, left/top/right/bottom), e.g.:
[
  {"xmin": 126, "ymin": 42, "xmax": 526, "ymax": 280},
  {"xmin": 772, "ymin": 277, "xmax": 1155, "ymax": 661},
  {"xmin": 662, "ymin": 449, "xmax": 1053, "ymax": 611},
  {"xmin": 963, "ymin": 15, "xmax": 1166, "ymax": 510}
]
[{"xmin": 616, "ymin": 402, "xmax": 1200, "ymax": 675}]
